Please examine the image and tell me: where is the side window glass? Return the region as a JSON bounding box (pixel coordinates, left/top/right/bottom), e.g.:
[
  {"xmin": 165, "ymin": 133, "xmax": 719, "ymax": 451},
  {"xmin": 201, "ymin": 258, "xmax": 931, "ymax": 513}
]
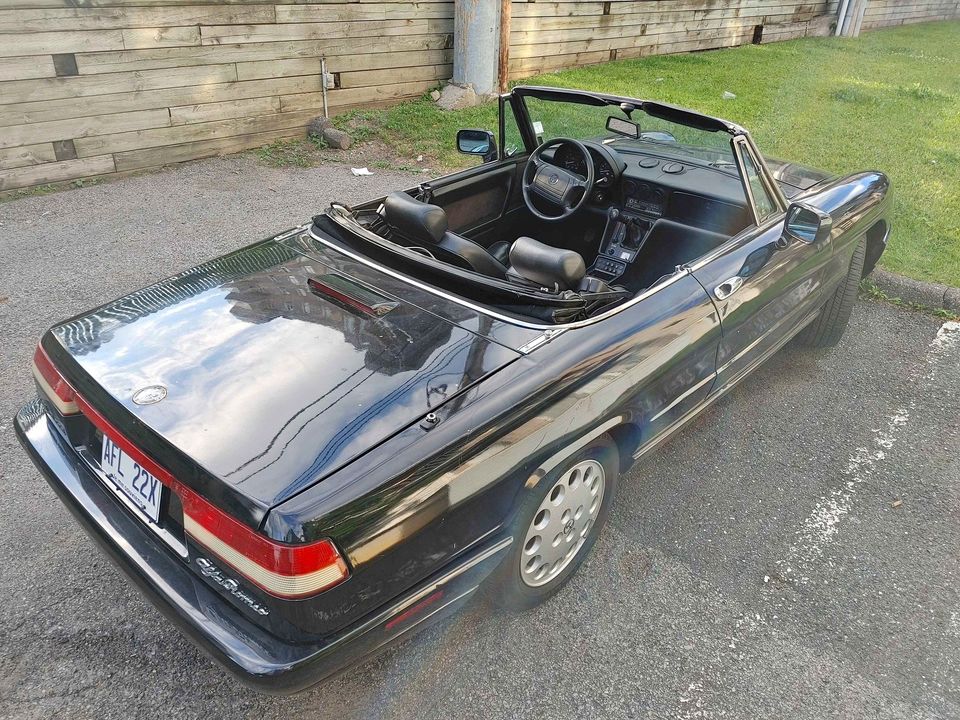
[{"xmin": 738, "ymin": 147, "xmax": 778, "ymax": 221}]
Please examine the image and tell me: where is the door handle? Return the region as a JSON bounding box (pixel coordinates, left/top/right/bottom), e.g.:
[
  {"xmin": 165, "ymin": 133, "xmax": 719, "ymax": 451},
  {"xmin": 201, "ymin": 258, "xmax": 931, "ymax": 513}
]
[{"xmin": 714, "ymin": 276, "xmax": 743, "ymax": 301}]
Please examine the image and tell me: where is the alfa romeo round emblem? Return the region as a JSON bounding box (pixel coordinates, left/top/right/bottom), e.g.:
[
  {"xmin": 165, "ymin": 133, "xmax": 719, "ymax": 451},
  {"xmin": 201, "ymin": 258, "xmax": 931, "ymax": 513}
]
[{"xmin": 132, "ymin": 385, "xmax": 167, "ymax": 405}]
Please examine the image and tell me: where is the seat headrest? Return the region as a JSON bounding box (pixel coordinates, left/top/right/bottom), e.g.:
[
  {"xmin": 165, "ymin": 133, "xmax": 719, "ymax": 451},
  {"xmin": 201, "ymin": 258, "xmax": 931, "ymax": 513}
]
[
  {"xmin": 382, "ymin": 192, "xmax": 448, "ymax": 244},
  {"xmin": 508, "ymin": 237, "xmax": 586, "ymax": 291}
]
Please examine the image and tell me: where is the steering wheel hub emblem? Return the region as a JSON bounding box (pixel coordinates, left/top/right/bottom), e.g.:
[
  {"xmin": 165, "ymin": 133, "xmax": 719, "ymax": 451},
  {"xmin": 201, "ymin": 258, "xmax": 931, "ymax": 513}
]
[{"xmin": 548, "ymin": 173, "xmax": 560, "ymax": 185}]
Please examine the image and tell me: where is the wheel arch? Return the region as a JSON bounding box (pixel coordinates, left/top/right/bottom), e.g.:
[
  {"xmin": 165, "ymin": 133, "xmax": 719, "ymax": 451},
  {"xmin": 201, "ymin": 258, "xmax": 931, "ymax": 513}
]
[{"xmin": 862, "ymin": 218, "xmax": 889, "ymax": 278}]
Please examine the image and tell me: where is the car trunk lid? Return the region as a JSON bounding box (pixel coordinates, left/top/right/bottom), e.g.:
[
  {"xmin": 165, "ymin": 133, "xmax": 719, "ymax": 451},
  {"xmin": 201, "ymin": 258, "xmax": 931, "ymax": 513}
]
[{"xmin": 47, "ymin": 234, "xmax": 523, "ymax": 525}]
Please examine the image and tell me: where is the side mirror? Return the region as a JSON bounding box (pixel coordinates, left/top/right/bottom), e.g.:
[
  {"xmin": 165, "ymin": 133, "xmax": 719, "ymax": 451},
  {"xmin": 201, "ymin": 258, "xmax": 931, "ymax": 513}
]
[
  {"xmin": 783, "ymin": 202, "xmax": 832, "ymax": 244},
  {"xmin": 456, "ymin": 128, "xmax": 497, "ymax": 163}
]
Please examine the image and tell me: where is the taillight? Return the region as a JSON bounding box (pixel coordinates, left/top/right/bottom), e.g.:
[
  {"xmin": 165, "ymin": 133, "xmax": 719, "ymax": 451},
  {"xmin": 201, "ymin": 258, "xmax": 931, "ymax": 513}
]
[
  {"xmin": 180, "ymin": 495, "xmax": 350, "ymax": 599},
  {"xmin": 54, "ymin": 367, "xmax": 349, "ymax": 600},
  {"xmin": 32, "ymin": 344, "xmax": 79, "ymax": 415}
]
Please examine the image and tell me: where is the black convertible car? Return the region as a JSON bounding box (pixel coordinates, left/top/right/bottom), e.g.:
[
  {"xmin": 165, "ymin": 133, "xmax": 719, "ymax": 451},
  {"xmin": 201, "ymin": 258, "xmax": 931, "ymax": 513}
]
[{"xmin": 17, "ymin": 86, "xmax": 890, "ymax": 692}]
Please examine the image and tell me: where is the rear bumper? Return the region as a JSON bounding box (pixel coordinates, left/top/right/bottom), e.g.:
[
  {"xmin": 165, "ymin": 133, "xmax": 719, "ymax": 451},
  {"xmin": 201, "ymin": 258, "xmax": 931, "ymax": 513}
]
[{"xmin": 15, "ymin": 399, "xmax": 510, "ymax": 694}]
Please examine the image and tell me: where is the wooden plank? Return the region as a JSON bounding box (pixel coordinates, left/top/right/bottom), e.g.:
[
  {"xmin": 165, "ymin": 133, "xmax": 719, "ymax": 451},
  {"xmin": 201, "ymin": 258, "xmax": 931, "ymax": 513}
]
[
  {"xmin": 0, "ymin": 141, "xmax": 56, "ymax": 169},
  {"xmin": 0, "ymin": 75, "xmax": 319, "ymax": 126},
  {"xmin": 75, "ymin": 34, "xmax": 452, "ymax": 74},
  {"xmin": 338, "ymin": 62, "xmax": 450, "ymax": 89},
  {"xmin": 200, "ymin": 18, "xmax": 451, "ymax": 44},
  {"xmin": 236, "ymin": 48, "xmax": 452, "ymax": 81},
  {"xmin": 511, "ymin": 2, "xmax": 606, "ymax": 18},
  {"xmin": 121, "ymin": 26, "xmax": 200, "ymax": 49},
  {"xmin": 0, "ymin": 63, "xmax": 238, "ymax": 105},
  {"xmin": 280, "ymin": 78, "xmax": 442, "ymax": 112},
  {"xmin": 0, "ymin": 154, "xmax": 115, "ymax": 191},
  {"xmin": 275, "ymin": 2, "xmax": 452, "ymax": 23},
  {"xmin": 508, "ymin": 49, "xmax": 610, "ymax": 77},
  {"xmin": 0, "ymin": 55, "xmax": 56, "ymax": 81},
  {"xmin": 74, "ymin": 108, "xmax": 315, "ymax": 156},
  {"xmin": 0, "ymin": 5, "xmax": 275, "ymax": 32},
  {"xmin": 0, "ymin": 0, "xmax": 358, "ymax": 6},
  {"xmin": 170, "ymin": 96, "xmax": 279, "ymax": 125},
  {"xmin": 112, "ymin": 126, "xmax": 304, "ymax": 171},
  {"xmin": 0, "ymin": 108, "xmax": 171, "ymax": 149},
  {"xmin": 0, "ymin": 30, "xmax": 125, "ymax": 56}
]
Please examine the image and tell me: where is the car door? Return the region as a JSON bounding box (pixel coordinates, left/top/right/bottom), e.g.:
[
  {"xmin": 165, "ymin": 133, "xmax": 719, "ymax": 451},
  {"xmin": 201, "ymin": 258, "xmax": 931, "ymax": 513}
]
[
  {"xmin": 422, "ymin": 95, "xmax": 529, "ymax": 247},
  {"xmin": 691, "ymin": 136, "xmax": 833, "ymax": 394}
]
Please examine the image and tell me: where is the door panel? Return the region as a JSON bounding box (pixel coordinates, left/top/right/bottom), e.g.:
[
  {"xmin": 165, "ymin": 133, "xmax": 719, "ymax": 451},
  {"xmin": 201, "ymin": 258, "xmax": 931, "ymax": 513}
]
[
  {"xmin": 426, "ymin": 160, "xmax": 524, "ymax": 245},
  {"xmin": 691, "ymin": 220, "xmax": 831, "ymax": 392}
]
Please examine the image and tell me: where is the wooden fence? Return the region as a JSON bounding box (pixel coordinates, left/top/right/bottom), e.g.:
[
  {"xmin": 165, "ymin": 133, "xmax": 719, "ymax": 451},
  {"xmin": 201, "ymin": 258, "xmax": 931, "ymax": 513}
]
[
  {"xmin": 507, "ymin": 0, "xmax": 843, "ymax": 80},
  {"xmin": 0, "ymin": 0, "xmax": 454, "ymax": 190},
  {"xmin": 0, "ymin": 0, "xmax": 957, "ymax": 191},
  {"xmin": 861, "ymin": 0, "xmax": 960, "ymax": 29}
]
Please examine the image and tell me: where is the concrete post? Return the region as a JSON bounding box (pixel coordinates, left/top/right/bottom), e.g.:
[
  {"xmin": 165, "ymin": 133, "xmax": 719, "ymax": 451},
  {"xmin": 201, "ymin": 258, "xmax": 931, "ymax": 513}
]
[
  {"xmin": 839, "ymin": 0, "xmax": 869, "ymax": 36},
  {"xmin": 453, "ymin": 0, "xmax": 501, "ymax": 96}
]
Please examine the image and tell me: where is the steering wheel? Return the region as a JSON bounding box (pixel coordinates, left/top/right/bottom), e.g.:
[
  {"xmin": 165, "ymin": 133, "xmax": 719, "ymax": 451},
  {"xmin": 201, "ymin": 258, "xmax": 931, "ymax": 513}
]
[{"xmin": 521, "ymin": 138, "xmax": 596, "ymax": 223}]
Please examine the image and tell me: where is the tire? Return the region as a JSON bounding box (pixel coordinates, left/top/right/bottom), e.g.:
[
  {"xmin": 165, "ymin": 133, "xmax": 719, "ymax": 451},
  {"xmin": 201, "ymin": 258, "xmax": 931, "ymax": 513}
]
[
  {"xmin": 487, "ymin": 434, "xmax": 619, "ymax": 611},
  {"xmin": 796, "ymin": 237, "xmax": 866, "ymax": 349}
]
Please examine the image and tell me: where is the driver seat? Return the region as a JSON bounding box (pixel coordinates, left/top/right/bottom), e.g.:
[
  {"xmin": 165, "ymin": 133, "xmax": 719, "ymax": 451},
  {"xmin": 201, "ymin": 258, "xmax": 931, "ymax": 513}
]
[{"xmin": 382, "ymin": 193, "xmax": 508, "ymax": 279}]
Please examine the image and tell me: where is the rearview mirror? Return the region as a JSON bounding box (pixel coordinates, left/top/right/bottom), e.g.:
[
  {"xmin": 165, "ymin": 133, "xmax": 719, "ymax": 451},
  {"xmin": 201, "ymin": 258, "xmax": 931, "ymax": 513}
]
[
  {"xmin": 606, "ymin": 115, "xmax": 640, "ymax": 138},
  {"xmin": 456, "ymin": 129, "xmax": 497, "ymax": 162},
  {"xmin": 783, "ymin": 202, "xmax": 832, "ymax": 244}
]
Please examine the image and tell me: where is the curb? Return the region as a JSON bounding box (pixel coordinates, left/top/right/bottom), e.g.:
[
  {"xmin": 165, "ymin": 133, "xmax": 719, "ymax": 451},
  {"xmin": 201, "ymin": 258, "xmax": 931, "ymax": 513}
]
[{"xmin": 869, "ymin": 268, "xmax": 960, "ymax": 313}]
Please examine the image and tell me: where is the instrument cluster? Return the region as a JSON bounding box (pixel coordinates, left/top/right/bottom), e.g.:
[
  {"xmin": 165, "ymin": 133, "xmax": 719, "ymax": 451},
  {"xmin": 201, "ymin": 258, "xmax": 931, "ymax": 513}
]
[{"xmin": 554, "ymin": 143, "xmax": 616, "ymax": 189}]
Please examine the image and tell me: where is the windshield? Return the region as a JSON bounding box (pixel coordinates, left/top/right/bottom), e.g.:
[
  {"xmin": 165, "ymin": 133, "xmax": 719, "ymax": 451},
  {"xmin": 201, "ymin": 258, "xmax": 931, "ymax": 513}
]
[{"xmin": 522, "ymin": 95, "xmax": 737, "ymax": 166}]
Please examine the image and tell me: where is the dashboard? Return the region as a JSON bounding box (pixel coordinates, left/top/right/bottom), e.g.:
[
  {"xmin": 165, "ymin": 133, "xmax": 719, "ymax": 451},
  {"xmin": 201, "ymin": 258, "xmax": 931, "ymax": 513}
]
[
  {"xmin": 542, "ymin": 140, "xmax": 754, "ymax": 287},
  {"xmin": 549, "ymin": 140, "xmax": 750, "ymax": 236}
]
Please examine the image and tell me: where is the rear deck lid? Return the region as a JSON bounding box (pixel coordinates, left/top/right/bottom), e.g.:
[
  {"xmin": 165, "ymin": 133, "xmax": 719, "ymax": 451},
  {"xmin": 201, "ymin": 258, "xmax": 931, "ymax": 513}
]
[{"xmin": 49, "ymin": 234, "xmax": 522, "ymax": 517}]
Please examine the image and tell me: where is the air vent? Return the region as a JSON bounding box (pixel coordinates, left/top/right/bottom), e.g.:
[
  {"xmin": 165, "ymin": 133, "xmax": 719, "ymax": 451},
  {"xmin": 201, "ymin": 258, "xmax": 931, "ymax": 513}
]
[
  {"xmin": 663, "ymin": 162, "xmax": 685, "ymax": 174},
  {"xmin": 638, "ymin": 157, "xmax": 659, "ymax": 168}
]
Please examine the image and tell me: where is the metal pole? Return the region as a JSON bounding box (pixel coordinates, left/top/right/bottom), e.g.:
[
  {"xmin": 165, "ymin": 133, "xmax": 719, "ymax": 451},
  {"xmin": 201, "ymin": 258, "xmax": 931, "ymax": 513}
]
[{"xmin": 320, "ymin": 57, "xmax": 329, "ymax": 119}]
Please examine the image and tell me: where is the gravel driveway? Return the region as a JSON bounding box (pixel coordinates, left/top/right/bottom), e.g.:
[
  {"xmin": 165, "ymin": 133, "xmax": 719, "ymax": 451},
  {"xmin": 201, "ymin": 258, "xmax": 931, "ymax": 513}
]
[{"xmin": 1, "ymin": 156, "xmax": 957, "ymax": 720}]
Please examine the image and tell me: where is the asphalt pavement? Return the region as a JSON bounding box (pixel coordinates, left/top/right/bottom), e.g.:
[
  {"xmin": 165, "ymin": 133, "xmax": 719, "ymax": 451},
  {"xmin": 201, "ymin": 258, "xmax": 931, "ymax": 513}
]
[{"xmin": 0, "ymin": 156, "xmax": 957, "ymax": 720}]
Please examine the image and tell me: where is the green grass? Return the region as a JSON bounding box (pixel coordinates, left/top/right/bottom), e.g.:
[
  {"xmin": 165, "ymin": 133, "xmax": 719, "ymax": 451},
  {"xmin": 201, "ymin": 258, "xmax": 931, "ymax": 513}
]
[{"xmin": 335, "ymin": 21, "xmax": 960, "ymax": 287}]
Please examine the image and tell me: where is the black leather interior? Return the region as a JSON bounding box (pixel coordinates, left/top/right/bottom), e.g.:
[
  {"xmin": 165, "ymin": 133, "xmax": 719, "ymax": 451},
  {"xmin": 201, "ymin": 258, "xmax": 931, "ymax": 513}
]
[
  {"xmin": 383, "ymin": 192, "xmax": 448, "ymax": 244},
  {"xmin": 437, "ymin": 233, "xmax": 508, "ymax": 279},
  {"xmin": 487, "ymin": 241, "xmax": 512, "ymax": 266},
  {"xmin": 383, "ymin": 192, "xmax": 507, "ymax": 278},
  {"xmin": 508, "ymin": 236, "xmax": 586, "ymax": 291},
  {"xmin": 631, "ymin": 218, "xmax": 729, "ymax": 289}
]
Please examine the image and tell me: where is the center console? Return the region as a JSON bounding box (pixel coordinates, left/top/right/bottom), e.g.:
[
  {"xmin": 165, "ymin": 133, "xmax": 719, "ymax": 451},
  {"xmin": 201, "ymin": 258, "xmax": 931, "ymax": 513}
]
[
  {"xmin": 590, "ymin": 207, "xmax": 655, "ymax": 281},
  {"xmin": 589, "ymin": 179, "xmax": 668, "ymax": 282}
]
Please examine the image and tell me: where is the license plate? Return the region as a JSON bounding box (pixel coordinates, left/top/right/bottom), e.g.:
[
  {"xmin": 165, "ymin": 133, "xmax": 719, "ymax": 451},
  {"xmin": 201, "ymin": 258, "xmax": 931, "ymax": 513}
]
[{"xmin": 100, "ymin": 435, "xmax": 163, "ymax": 523}]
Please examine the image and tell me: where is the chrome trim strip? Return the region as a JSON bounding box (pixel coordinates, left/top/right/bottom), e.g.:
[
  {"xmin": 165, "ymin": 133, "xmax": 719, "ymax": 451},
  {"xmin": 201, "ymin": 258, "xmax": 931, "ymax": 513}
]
[
  {"xmin": 649, "ymin": 372, "xmax": 716, "ymax": 422},
  {"xmin": 732, "ymin": 135, "xmax": 761, "ymax": 226},
  {"xmin": 517, "ymin": 329, "xmax": 563, "ymax": 353},
  {"xmin": 306, "ymin": 211, "xmax": 691, "ymax": 334},
  {"xmin": 743, "ymin": 131, "xmax": 789, "ymax": 211}
]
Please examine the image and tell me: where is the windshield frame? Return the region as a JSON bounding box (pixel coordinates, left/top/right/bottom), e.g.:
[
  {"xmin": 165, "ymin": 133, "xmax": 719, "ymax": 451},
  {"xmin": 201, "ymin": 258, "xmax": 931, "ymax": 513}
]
[{"xmin": 507, "ymin": 85, "xmax": 787, "ymax": 222}]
